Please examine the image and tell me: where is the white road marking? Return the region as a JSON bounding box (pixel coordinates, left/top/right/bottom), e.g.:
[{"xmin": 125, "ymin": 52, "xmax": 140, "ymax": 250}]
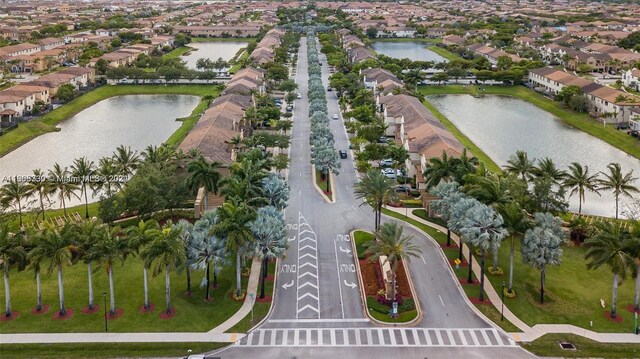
[
  {"xmin": 351, "ymin": 205, "xmax": 357, "ymax": 211},
  {"xmin": 439, "ymin": 294, "xmax": 445, "ymax": 307},
  {"xmin": 333, "ymin": 239, "xmax": 346, "ymax": 319},
  {"xmin": 420, "ymin": 254, "xmax": 426, "ymax": 264}
]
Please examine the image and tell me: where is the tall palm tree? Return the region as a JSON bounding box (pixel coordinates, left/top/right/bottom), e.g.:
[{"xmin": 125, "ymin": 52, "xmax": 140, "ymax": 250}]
[
  {"xmin": 187, "ymin": 156, "xmax": 222, "ymax": 210},
  {"xmin": 93, "ymin": 157, "xmax": 122, "ymax": 199},
  {"xmin": 598, "ymin": 163, "xmax": 639, "ymax": 219},
  {"xmin": 126, "ymin": 220, "xmax": 159, "ymax": 310},
  {"xmin": 189, "ymin": 225, "xmax": 228, "ymax": 301},
  {"xmin": 354, "ymin": 170, "xmax": 397, "ymax": 232},
  {"xmin": 25, "ymin": 229, "xmax": 45, "ymax": 312},
  {"xmin": 0, "ymin": 226, "xmax": 26, "ymax": 317},
  {"xmin": 250, "ymin": 206, "xmax": 288, "ymax": 299},
  {"xmin": 623, "ymin": 222, "xmax": 640, "ymax": 312},
  {"xmin": 533, "ymin": 157, "xmax": 566, "ymax": 184},
  {"xmin": 585, "ymin": 222, "xmax": 631, "ymax": 318},
  {"xmin": 90, "ymin": 227, "xmax": 129, "ymax": 315},
  {"xmin": 72, "ymin": 220, "xmax": 105, "ymax": 311},
  {"xmin": 0, "ymin": 177, "xmax": 31, "ymax": 227},
  {"xmin": 49, "ymin": 163, "xmax": 80, "ymax": 216},
  {"xmin": 454, "ymin": 149, "xmax": 479, "ymax": 184},
  {"xmin": 29, "ymin": 225, "xmax": 77, "ymax": 316},
  {"xmin": 463, "ymin": 173, "xmax": 511, "ymax": 208},
  {"xmin": 70, "ymin": 157, "xmax": 96, "ymax": 219},
  {"xmin": 365, "ymin": 222, "xmax": 422, "ymax": 301},
  {"xmin": 142, "ymin": 224, "xmax": 186, "ymax": 314},
  {"xmin": 211, "ymin": 201, "xmax": 255, "ymax": 297},
  {"xmin": 498, "ymin": 202, "xmax": 532, "ymax": 293},
  {"xmin": 112, "ymin": 145, "xmax": 140, "ymax": 178},
  {"xmin": 563, "ymin": 162, "xmax": 600, "ymax": 215},
  {"xmin": 174, "ymin": 220, "xmax": 194, "ymax": 294},
  {"xmin": 504, "ymin": 150, "xmax": 535, "ymax": 184},
  {"xmin": 423, "ymin": 151, "xmax": 460, "ymax": 189},
  {"xmin": 27, "ymin": 169, "xmax": 56, "ymax": 220}
]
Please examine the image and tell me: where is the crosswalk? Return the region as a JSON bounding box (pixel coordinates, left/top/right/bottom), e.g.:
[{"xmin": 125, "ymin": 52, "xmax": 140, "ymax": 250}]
[{"xmin": 235, "ymin": 327, "xmax": 517, "ymax": 348}]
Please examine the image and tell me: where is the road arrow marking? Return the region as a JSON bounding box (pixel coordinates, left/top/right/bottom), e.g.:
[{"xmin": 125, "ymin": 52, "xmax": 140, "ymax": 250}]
[
  {"xmin": 299, "ymin": 262, "xmax": 317, "ymax": 269},
  {"xmin": 299, "ymin": 282, "xmax": 318, "ymax": 290},
  {"xmin": 299, "ymin": 271, "xmax": 318, "ymax": 279},
  {"xmin": 282, "ymin": 280, "xmax": 294, "ymax": 290},
  {"xmin": 298, "ymin": 237, "xmax": 316, "ymax": 243},
  {"xmin": 288, "ymin": 237, "xmax": 296, "ymax": 242},
  {"xmin": 298, "ymin": 292, "xmax": 319, "ymax": 301},
  {"xmin": 299, "ymin": 253, "xmax": 317, "ymax": 260},
  {"xmin": 299, "ymin": 245, "xmax": 316, "ymax": 252},
  {"xmin": 339, "ymin": 247, "xmax": 351, "ymax": 254},
  {"xmin": 343, "ymin": 280, "xmax": 357, "ymax": 289},
  {"xmin": 297, "ymin": 304, "xmax": 320, "ymax": 314}
]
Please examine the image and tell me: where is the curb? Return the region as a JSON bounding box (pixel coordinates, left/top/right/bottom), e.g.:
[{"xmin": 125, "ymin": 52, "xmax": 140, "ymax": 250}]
[
  {"xmin": 311, "ymin": 164, "xmax": 336, "ymax": 203},
  {"xmin": 349, "ymin": 229, "xmax": 422, "ymax": 327},
  {"xmin": 247, "ymin": 257, "xmax": 278, "ymax": 333}
]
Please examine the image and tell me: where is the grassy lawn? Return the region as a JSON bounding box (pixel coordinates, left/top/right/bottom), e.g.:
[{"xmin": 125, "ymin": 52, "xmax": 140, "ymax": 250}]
[
  {"xmin": 165, "ymin": 96, "xmax": 213, "ymax": 146},
  {"xmin": 190, "ymin": 37, "xmax": 256, "ymax": 43},
  {"xmin": 419, "ymin": 84, "xmax": 640, "ymax": 161},
  {"xmin": 420, "ymin": 96, "xmax": 501, "ymax": 173},
  {"xmin": 4, "ymin": 202, "xmax": 101, "ymax": 232},
  {"xmin": 314, "ymin": 169, "xmax": 333, "ymax": 201},
  {"xmin": 0, "ymin": 256, "xmax": 251, "ymax": 333},
  {"xmin": 226, "ymin": 261, "xmax": 275, "ymax": 333},
  {"xmin": 229, "ymin": 51, "xmax": 249, "ymax": 74},
  {"xmin": 162, "ymin": 46, "xmax": 193, "ymax": 59},
  {"xmin": 522, "ymin": 334, "xmax": 640, "ymax": 358},
  {"xmin": 427, "ymin": 46, "xmax": 464, "ymax": 61},
  {"xmin": 384, "ymin": 208, "xmax": 637, "ymax": 333},
  {"xmin": 0, "ymin": 342, "xmax": 227, "ymax": 359},
  {"xmin": 0, "ymin": 84, "xmax": 221, "ymax": 157}
]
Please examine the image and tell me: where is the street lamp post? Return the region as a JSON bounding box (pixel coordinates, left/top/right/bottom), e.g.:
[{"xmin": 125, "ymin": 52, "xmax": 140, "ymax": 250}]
[
  {"xmin": 500, "ymin": 281, "xmax": 505, "ymax": 322},
  {"xmin": 102, "ymin": 291, "xmax": 108, "ymax": 332}
]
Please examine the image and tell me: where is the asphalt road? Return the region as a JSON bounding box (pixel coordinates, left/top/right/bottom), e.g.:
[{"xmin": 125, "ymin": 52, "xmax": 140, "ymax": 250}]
[{"xmin": 207, "ymin": 37, "xmax": 537, "ymax": 359}]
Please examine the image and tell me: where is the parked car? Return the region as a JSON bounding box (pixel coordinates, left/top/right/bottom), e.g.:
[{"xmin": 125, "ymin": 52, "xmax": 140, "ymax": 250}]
[
  {"xmin": 339, "ymin": 150, "xmax": 348, "ymax": 159},
  {"xmin": 378, "ymin": 136, "xmax": 388, "ymax": 143},
  {"xmin": 379, "ymin": 159, "xmax": 393, "ymax": 167},
  {"xmin": 296, "ymin": 93, "xmax": 302, "ymax": 99},
  {"xmin": 327, "ymin": 86, "xmax": 332, "ymax": 91},
  {"xmin": 380, "ymin": 168, "xmax": 397, "ymax": 179},
  {"xmin": 332, "ymin": 113, "xmax": 339, "ymax": 120},
  {"xmin": 394, "ymin": 184, "xmax": 412, "ymax": 192},
  {"xmin": 286, "ymin": 105, "xmax": 293, "ymax": 112}
]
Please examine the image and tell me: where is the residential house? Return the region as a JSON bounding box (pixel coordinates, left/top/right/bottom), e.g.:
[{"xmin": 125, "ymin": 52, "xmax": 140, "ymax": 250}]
[
  {"xmin": 38, "ymin": 37, "xmax": 64, "ymax": 51},
  {"xmin": 622, "ymin": 68, "xmax": 640, "ymax": 91}
]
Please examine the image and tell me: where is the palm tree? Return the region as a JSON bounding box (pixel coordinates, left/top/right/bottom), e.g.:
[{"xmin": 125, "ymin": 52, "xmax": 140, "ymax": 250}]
[
  {"xmin": 0, "ymin": 177, "xmax": 31, "ymax": 227},
  {"xmin": 93, "ymin": 157, "xmax": 122, "ymax": 198},
  {"xmin": 250, "ymin": 206, "xmax": 288, "ymax": 298},
  {"xmin": 49, "ymin": 163, "xmax": 80, "ymax": 216},
  {"xmin": 112, "ymin": 145, "xmax": 140, "ymax": 177},
  {"xmin": 26, "ymin": 229, "xmax": 45, "ymax": 312},
  {"xmin": 126, "ymin": 220, "xmax": 159, "ymax": 310},
  {"xmin": 365, "ymin": 222, "xmax": 422, "ymax": 301},
  {"xmin": 211, "ymin": 201, "xmax": 255, "ymax": 297},
  {"xmin": 624, "ymin": 222, "xmax": 640, "ymax": 312},
  {"xmin": 585, "ymin": 222, "xmax": 631, "ymax": 318},
  {"xmin": 174, "ymin": 220, "xmax": 194, "ymax": 294},
  {"xmin": 70, "ymin": 157, "xmax": 96, "ymax": 219},
  {"xmin": 454, "ymin": 149, "xmax": 479, "ymax": 184},
  {"xmin": 90, "ymin": 227, "xmax": 130, "ymax": 316},
  {"xmin": 187, "ymin": 156, "xmax": 222, "ymax": 210},
  {"xmin": 1, "ymin": 226, "xmax": 26, "ymax": 317},
  {"xmin": 463, "ymin": 173, "xmax": 511, "ymax": 208},
  {"xmin": 563, "ymin": 162, "xmax": 600, "ymax": 215},
  {"xmin": 262, "ymin": 174, "xmax": 290, "ymax": 211},
  {"xmin": 598, "ymin": 163, "xmax": 639, "ymax": 219},
  {"xmin": 354, "ymin": 170, "xmax": 397, "ymax": 232},
  {"xmin": 429, "ymin": 181, "xmax": 464, "ymax": 247},
  {"xmin": 29, "ymin": 225, "xmax": 77, "ymax": 316},
  {"xmin": 142, "ymin": 224, "xmax": 186, "ymax": 314},
  {"xmin": 190, "ymin": 220, "xmax": 228, "ymax": 301},
  {"xmin": 504, "ymin": 150, "xmax": 535, "ymax": 184},
  {"xmin": 423, "ymin": 151, "xmax": 460, "ymax": 189},
  {"xmin": 460, "ymin": 204, "xmax": 507, "ymax": 301},
  {"xmin": 498, "ymin": 202, "xmax": 532, "ymax": 293},
  {"xmin": 27, "ymin": 169, "xmax": 56, "ymax": 220},
  {"xmin": 73, "ymin": 220, "xmax": 105, "ymax": 311},
  {"xmin": 533, "ymin": 157, "xmax": 566, "ymax": 184}
]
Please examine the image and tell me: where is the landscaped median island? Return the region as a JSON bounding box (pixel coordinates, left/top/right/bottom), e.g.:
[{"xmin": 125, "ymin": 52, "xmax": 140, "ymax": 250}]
[
  {"xmin": 352, "ymin": 230, "xmax": 419, "ymax": 323},
  {"xmin": 0, "ymin": 84, "xmax": 222, "ymax": 157}
]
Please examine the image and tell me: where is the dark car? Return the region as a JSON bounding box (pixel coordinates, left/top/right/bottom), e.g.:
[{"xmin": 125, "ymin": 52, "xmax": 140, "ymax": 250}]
[
  {"xmin": 339, "ymin": 150, "xmax": 348, "ymax": 159},
  {"xmin": 327, "ymin": 86, "xmax": 332, "ymax": 91}
]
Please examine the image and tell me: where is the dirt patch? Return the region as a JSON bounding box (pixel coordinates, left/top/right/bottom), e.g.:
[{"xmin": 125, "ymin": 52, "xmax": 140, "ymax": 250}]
[
  {"xmin": 470, "ymin": 298, "xmax": 492, "ymax": 305},
  {"xmin": 80, "ymin": 305, "xmax": 99, "ymax": 315},
  {"xmin": 32, "ymin": 304, "xmax": 50, "ymax": 315},
  {"xmin": 107, "ymin": 308, "xmax": 124, "ymax": 320},
  {"xmin": 0, "ymin": 311, "xmax": 20, "ymax": 321},
  {"xmin": 52, "ymin": 308, "xmax": 74, "ymax": 321},
  {"xmin": 159, "ymin": 307, "xmax": 176, "ymax": 320},
  {"xmin": 459, "ymin": 278, "xmax": 479, "ymax": 285},
  {"xmin": 603, "ymin": 310, "xmax": 624, "ymax": 323},
  {"xmin": 138, "ymin": 303, "xmax": 155, "ymax": 313}
]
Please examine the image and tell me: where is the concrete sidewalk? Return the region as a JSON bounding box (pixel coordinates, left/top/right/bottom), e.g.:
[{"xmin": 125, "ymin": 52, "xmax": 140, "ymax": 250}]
[
  {"xmin": 1, "ymin": 258, "xmax": 263, "ymax": 344},
  {"xmin": 385, "ymin": 206, "xmax": 640, "ymax": 344}
]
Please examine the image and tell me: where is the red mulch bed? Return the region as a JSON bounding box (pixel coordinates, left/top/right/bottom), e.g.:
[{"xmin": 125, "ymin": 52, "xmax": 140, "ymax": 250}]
[
  {"xmin": 459, "ymin": 278, "xmax": 479, "ymax": 285},
  {"xmin": 159, "ymin": 307, "xmax": 176, "ymax": 320},
  {"xmin": 52, "ymin": 308, "xmax": 74, "ymax": 321},
  {"xmin": 625, "ymin": 304, "xmax": 638, "ymax": 313},
  {"xmin": 138, "ymin": 303, "xmax": 155, "ymax": 313},
  {"xmin": 449, "ymin": 258, "xmax": 468, "ymax": 267},
  {"xmin": 265, "ymin": 275, "xmax": 275, "ymax": 281},
  {"xmin": 603, "ymin": 311, "xmax": 624, "ymax": 323},
  {"xmin": 256, "ymin": 295, "xmax": 272, "ymax": 302},
  {"xmin": 470, "ymin": 297, "xmax": 491, "ymax": 305},
  {"xmin": 107, "ymin": 308, "xmax": 124, "ymax": 320},
  {"xmin": 0, "ymin": 311, "xmax": 20, "ymax": 321},
  {"xmin": 32, "ymin": 305, "xmax": 50, "ymax": 315},
  {"xmin": 440, "ymin": 242, "xmax": 458, "ymax": 249},
  {"xmin": 81, "ymin": 305, "xmax": 100, "ymax": 314},
  {"xmin": 359, "ymin": 256, "xmax": 411, "ymax": 297}
]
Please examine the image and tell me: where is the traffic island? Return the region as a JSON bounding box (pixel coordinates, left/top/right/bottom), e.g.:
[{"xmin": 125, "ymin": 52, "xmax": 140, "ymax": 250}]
[
  {"xmin": 350, "ymin": 230, "xmax": 420, "ymax": 325},
  {"xmin": 311, "ymin": 165, "xmax": 335, "ymax": 203}
]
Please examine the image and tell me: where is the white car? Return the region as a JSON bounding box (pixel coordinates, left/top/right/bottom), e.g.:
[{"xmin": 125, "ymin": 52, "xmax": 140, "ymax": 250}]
[
  {"xmin": 332, "ymin": 113, "xmax": 339, "ymax": 120},
  {"xmin": 379, "ymin": 159, "xmax": 393, "ymax": 167},
  {"xmin": 381, "ymin": 168, "xmax": 402, "ymax": 179},
  {"xmin": 296, "ymin": 93, "xmax": 302, "ymax": 99}
]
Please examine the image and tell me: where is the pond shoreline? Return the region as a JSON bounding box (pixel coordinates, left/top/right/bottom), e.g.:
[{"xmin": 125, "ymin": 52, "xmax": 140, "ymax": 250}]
[{"xmin": 0, "ymin": 84, "xmax": 221, "ymax": 158}]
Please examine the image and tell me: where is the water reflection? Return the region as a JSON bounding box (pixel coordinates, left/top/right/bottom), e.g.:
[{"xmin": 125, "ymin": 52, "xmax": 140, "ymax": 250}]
[
  {"xmin": 372, "ymin": 41, "xmax": 448, "ymax": 62},
  {"xmin": 181, "ymin": 42, "xmax": 248, "ymax": 69}
]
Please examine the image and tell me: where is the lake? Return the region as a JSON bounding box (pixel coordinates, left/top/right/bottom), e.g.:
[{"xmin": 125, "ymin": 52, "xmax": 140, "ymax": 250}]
[
  {"xmin": 427, "ymin": 94, "xmax": 640, "ymax": 218},
  {"xmin": 181, "ymin": 41, "xmax": 248, "ymax": 69},
  {"xmin": 372, "ymin": 41, "xmax": 448, "ymax": 62},
  {"xmin": 0, "ymin": 94, "xmax": 200, "ymax": 206}
]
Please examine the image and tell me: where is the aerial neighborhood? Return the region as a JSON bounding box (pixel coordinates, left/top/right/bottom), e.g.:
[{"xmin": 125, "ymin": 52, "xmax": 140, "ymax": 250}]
[{"xmin": 1, "ymin": 1, "xmax": 640, "ymax": 359}]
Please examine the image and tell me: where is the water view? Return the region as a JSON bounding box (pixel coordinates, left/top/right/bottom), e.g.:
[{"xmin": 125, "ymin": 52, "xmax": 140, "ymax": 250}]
[
  {"xmin": 182, "ymin": 41, "xmax": 248, "ymax": 69},
  {"xmin": 372, "ymin": 41, "xmax": 448, "ymax": 62},
  {"xmin": 0, "ymin": 94, "xmax": 200, "ymax": 206},
  {"xmin": 427, "ymin": 94, "xmax": 640, "ymax": 218}
]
